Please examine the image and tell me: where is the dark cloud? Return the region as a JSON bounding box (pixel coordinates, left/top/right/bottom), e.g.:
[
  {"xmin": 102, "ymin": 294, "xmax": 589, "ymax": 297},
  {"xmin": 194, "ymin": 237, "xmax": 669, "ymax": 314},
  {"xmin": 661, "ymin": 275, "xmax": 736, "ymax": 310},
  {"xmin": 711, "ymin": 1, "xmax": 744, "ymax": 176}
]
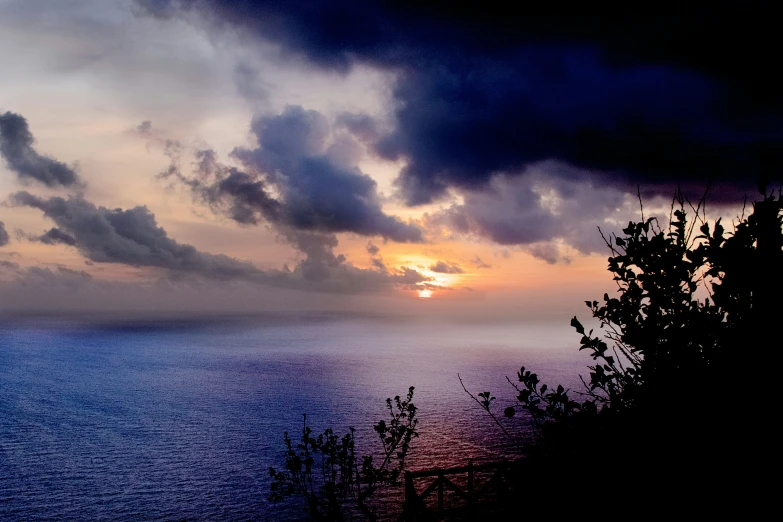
[
  {"xmin": 136, "ymin": 4, "xmax": 783, "ymax": 203},
  {"xmin": 34, "ymin": 227, "xmax": 78, "ymax": 246},
  {"xmin": 10, "ymin": 191, "xmax": 262, "ymax": 280},
  {"xmin": 428, "ymin": 261, "xmax": 463, "ymax": 274},
  {"xmin": 8, "ymin": 191, "xmax": 429, "ymax": 293},
  {"xmin": 0, "ymin": 111, "xmax": 82, "ymax": 187},
  {"xmin": 159, "ymin": 106, "xmax": 423, "ymax": 242},
  {"xmin": 380, "ymin": 54, "xmax": 757, "ymax": 205},
  {"xmin": 365, "ymin": 241, "xmax": 387, "ymax": 271},
  {"xmin": 0, "ymin": 221, "xmax": 9, "ymax": 246}
]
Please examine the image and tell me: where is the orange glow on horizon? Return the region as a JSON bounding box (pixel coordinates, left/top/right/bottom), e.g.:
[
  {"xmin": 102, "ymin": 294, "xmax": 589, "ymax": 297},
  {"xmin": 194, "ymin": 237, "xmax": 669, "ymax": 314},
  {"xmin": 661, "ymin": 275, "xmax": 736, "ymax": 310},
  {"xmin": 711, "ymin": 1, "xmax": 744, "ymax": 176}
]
[{"xmin": 418, "ymin": 289, "xmax": 433, "ymax": 299}]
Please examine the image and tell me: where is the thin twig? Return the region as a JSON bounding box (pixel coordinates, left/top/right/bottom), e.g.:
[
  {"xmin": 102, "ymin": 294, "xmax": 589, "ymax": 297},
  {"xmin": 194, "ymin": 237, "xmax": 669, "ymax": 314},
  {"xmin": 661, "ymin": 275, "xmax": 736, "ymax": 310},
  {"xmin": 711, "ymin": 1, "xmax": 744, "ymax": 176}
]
[
  {"xmin": 458, "ymin": 374, "xmax": 523, "ymax": 453},
  {"xmin": 637, "ymin": 185, "xmax": 645, "ymax": 223}
]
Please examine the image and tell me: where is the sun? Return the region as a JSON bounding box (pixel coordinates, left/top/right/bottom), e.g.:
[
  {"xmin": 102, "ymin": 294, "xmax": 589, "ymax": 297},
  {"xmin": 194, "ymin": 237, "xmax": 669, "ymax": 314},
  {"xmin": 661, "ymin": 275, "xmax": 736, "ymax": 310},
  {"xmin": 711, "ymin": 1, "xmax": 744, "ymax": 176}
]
[{"xmin": 417, "ymin": 289, "xmax": 433, "ymax": 299}]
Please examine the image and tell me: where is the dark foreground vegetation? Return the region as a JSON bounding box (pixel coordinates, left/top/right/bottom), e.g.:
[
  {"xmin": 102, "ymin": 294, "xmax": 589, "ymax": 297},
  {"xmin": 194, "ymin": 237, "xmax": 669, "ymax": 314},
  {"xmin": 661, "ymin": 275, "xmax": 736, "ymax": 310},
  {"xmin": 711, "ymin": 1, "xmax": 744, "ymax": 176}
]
[{"xmin": 270, "ymin": 189, "xmax": 783, "ymax": 520}]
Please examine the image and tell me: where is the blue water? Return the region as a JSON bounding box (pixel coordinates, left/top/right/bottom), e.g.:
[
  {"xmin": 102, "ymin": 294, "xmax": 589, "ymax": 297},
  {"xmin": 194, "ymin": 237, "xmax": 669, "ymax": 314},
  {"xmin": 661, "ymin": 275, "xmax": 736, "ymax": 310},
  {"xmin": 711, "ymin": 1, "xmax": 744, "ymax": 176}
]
[{"xmin": 0, "ymin": 313, "xmax": 590, "ymax": 520}]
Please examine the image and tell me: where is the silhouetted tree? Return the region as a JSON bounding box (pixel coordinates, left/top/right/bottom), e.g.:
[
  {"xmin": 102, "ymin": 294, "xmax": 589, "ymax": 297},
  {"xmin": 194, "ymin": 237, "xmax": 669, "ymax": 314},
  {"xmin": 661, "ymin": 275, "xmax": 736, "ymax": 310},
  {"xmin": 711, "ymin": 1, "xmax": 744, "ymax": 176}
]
[{"xmin": 471, "ymin": 189, "xmax": 782, "ymax": 513}]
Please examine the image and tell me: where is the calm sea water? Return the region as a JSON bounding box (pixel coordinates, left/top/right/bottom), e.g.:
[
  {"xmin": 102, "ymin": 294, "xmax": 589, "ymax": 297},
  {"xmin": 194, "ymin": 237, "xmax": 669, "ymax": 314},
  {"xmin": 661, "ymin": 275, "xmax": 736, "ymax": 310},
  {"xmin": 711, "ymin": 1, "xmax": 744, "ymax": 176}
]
[{"xmin": 0, "ymin": 313, "xmax": 591, "ymax": 521}]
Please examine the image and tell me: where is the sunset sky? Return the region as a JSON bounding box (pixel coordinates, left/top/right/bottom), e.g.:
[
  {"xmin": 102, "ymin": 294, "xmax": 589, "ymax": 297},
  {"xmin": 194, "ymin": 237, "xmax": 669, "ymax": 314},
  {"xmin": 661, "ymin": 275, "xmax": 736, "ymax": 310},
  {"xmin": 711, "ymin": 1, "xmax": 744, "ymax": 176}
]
[{"xmin": 0, "ymin": 4, "xmax": 778, "ymax": 318}]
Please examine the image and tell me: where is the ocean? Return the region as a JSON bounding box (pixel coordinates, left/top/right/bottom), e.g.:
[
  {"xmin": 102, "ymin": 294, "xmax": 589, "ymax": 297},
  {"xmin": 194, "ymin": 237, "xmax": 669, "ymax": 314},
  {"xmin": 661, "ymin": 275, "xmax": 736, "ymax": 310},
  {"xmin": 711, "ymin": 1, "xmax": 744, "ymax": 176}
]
[{"xmin": 0, "ymin": 313, "xmax": 591, "ymax": 520}]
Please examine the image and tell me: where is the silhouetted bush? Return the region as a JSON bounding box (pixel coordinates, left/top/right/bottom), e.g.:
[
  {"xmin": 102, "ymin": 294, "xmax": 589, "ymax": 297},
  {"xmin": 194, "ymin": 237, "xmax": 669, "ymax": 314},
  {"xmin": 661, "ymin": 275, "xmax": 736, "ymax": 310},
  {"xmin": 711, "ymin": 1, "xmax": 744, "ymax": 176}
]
[{"xmin": 269, "ymin": 387, "xmax": 418, "ymax": 521}]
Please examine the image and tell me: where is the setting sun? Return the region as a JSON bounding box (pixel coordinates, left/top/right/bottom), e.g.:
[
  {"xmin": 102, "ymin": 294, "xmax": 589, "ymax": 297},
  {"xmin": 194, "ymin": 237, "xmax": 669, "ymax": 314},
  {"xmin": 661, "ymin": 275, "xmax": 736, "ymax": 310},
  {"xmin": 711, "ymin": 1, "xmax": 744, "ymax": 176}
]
[{"xmin": 418, "ymin": 289, "xmax": 433, "ymax": 299}]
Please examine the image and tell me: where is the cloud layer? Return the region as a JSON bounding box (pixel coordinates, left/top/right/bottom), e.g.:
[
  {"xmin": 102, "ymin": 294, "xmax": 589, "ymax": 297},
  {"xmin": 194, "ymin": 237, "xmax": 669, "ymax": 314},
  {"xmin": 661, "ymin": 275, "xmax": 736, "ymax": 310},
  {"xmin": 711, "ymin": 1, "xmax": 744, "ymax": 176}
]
[
  {"xmin": 0, "ymin": 111, "xmax": 82, "ymax": 187},
  {"xmin": 10, "ymin": 191, "xmax": 429, "ymax": 293},
  {"xmin": 137, "ymin": 4, "xmax": 783, "ymax": 204}
]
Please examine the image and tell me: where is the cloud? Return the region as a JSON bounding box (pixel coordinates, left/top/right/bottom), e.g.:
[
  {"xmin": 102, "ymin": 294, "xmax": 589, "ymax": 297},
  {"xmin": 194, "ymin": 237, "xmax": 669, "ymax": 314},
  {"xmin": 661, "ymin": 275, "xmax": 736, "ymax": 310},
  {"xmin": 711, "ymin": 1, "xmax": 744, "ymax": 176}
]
[
  {"xmin": 377, "ymin": 51, "xmax": 759, "ymax": 205},
  {"xmin": 526, "ymin": 242, "xmax": 565, "ymax": 265},
  {"xmin": 137, "ymin": 3, "xmax": 782, "ymax": 203},
  {"xmin": 335, "ymin": 111, "xmax": 380, "ymax": 144},
  {"xmin": 428, "ymin": 261, "xmax": 463, "ymax": 274},
  {"xmin": 8, "ymin": 191, "xmax": 429, "ymax": 293},
  {"xmin": 233, "ymin": 61, "xmax": 270, "ymax": 101},
  {"xmin": 10, "ymin": 190, "xmax": 262, "ymax": 280},
  {"xmin": 0, "ymin": 111, "xmax": 83, "ymax": 187},
  {"xmin": 164, "ymin": 147, "xmax": 281, "ymax": 226},
  {"xmin": 136, "ymin": 120, "xmax": 153, "ymax": 135},
  {"xmin": 470, "ymin": 256, "xmax": 491, "ymax": 269},
  {"xmin": 157, "ymin": 106, "xmax": 424, "ymax": 242},
  {"xmin": 0, "ymin": 221, "xmax": 9, "ymax": 246},
  {"xmin": 0, "ymin": 261, "xmax": 428, "ymax": 317},
  {"xmin": 276, "ymin": 229, "xmax": 427, "ymax": 293},
  {"xmin": 364, "ymin": 241, "xmax": 388, "ymax": 272},
  {"xmin": 424, "ymin": 162, "xmax": 643, "ymax": 263},
  {"xmin": 30, "ymin": 227, "xmax": 78, "ymax": 246},
  {"xmin": 371, "ymin": 258, "xmax": 386, "ymax": 272},
  {"xmin": 0, "ymin": 263, "xmax": 92, "ymax": 287}
]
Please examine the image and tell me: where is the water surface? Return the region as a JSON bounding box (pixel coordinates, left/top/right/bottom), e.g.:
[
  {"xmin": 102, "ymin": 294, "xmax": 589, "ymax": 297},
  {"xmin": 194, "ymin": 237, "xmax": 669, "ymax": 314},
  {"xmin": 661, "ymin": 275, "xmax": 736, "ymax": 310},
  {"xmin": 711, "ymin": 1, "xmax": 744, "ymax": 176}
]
[{"xmin": 0, "ymin": 313, "xmax": 590, "ymax": 520}]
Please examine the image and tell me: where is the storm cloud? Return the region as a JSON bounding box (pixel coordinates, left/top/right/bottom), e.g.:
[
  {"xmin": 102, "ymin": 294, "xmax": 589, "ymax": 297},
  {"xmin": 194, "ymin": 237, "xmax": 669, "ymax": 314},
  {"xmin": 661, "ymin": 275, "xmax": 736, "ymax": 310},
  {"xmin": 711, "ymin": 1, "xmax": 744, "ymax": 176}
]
[
  {"xmin": 137, "ymin": 4, "xmax": 783, "ymax": 203},
  {"xmin": 0, "ymin": 111, "xmax": 82, "ymax": 187},
  {"xmin": 158, "ymin": 106, "xmax": 423, "ymax": 242}
]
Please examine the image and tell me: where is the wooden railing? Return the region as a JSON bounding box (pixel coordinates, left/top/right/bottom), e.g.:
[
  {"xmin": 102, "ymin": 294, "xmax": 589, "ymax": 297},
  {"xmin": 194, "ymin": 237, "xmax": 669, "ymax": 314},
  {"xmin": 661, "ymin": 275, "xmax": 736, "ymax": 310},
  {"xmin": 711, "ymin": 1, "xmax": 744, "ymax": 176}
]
[{"xmin": 401, "ymin": 461, "xmax": 512, "ymax": 521}]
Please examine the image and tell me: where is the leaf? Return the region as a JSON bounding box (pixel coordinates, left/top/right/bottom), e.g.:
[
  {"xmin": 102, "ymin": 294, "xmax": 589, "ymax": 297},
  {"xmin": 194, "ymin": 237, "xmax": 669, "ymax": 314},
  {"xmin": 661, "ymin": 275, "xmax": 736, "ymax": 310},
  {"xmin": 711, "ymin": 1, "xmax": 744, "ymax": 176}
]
[{"xmin": 571, "ymin": 316, "xmax": 585, "ymax": 335}]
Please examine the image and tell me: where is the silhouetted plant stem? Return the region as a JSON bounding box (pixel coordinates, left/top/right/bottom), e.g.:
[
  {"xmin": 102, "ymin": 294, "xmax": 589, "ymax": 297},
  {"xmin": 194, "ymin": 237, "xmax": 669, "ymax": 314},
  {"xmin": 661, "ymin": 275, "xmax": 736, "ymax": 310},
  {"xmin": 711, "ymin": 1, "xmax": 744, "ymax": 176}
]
[{"xmin": 458, "ymin": 373, "xmax": 523, "ymax": 453}]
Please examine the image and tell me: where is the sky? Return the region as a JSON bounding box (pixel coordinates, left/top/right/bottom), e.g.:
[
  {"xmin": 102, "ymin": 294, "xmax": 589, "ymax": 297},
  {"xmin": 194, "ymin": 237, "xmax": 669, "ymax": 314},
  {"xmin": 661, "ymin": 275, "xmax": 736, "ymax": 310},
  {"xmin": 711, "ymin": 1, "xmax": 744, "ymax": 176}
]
[{"xmin": 0, "ymin": 4, "xmax": 779, "ymax": 319}]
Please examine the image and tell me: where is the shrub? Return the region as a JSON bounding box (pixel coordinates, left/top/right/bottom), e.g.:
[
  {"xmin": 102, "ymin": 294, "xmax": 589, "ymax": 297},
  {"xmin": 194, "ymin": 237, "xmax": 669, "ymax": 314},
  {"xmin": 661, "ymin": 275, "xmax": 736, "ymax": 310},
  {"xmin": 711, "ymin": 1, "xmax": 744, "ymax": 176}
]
[{"xmin": 269, "ymin": 387, "xmax": 418, "ymax": 522}]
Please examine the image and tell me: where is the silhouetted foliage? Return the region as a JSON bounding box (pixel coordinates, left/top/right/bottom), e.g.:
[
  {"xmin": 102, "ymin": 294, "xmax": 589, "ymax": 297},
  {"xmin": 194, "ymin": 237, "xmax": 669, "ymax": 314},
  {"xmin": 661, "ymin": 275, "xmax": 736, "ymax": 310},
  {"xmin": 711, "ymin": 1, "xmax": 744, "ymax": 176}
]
[
  {"xmin": 469, "ymin": 188, "xmax": 782, "ymax": 511},
  {"xmin": 269, "ymin": 387, "xmax": 418, "ymax": 521}
]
